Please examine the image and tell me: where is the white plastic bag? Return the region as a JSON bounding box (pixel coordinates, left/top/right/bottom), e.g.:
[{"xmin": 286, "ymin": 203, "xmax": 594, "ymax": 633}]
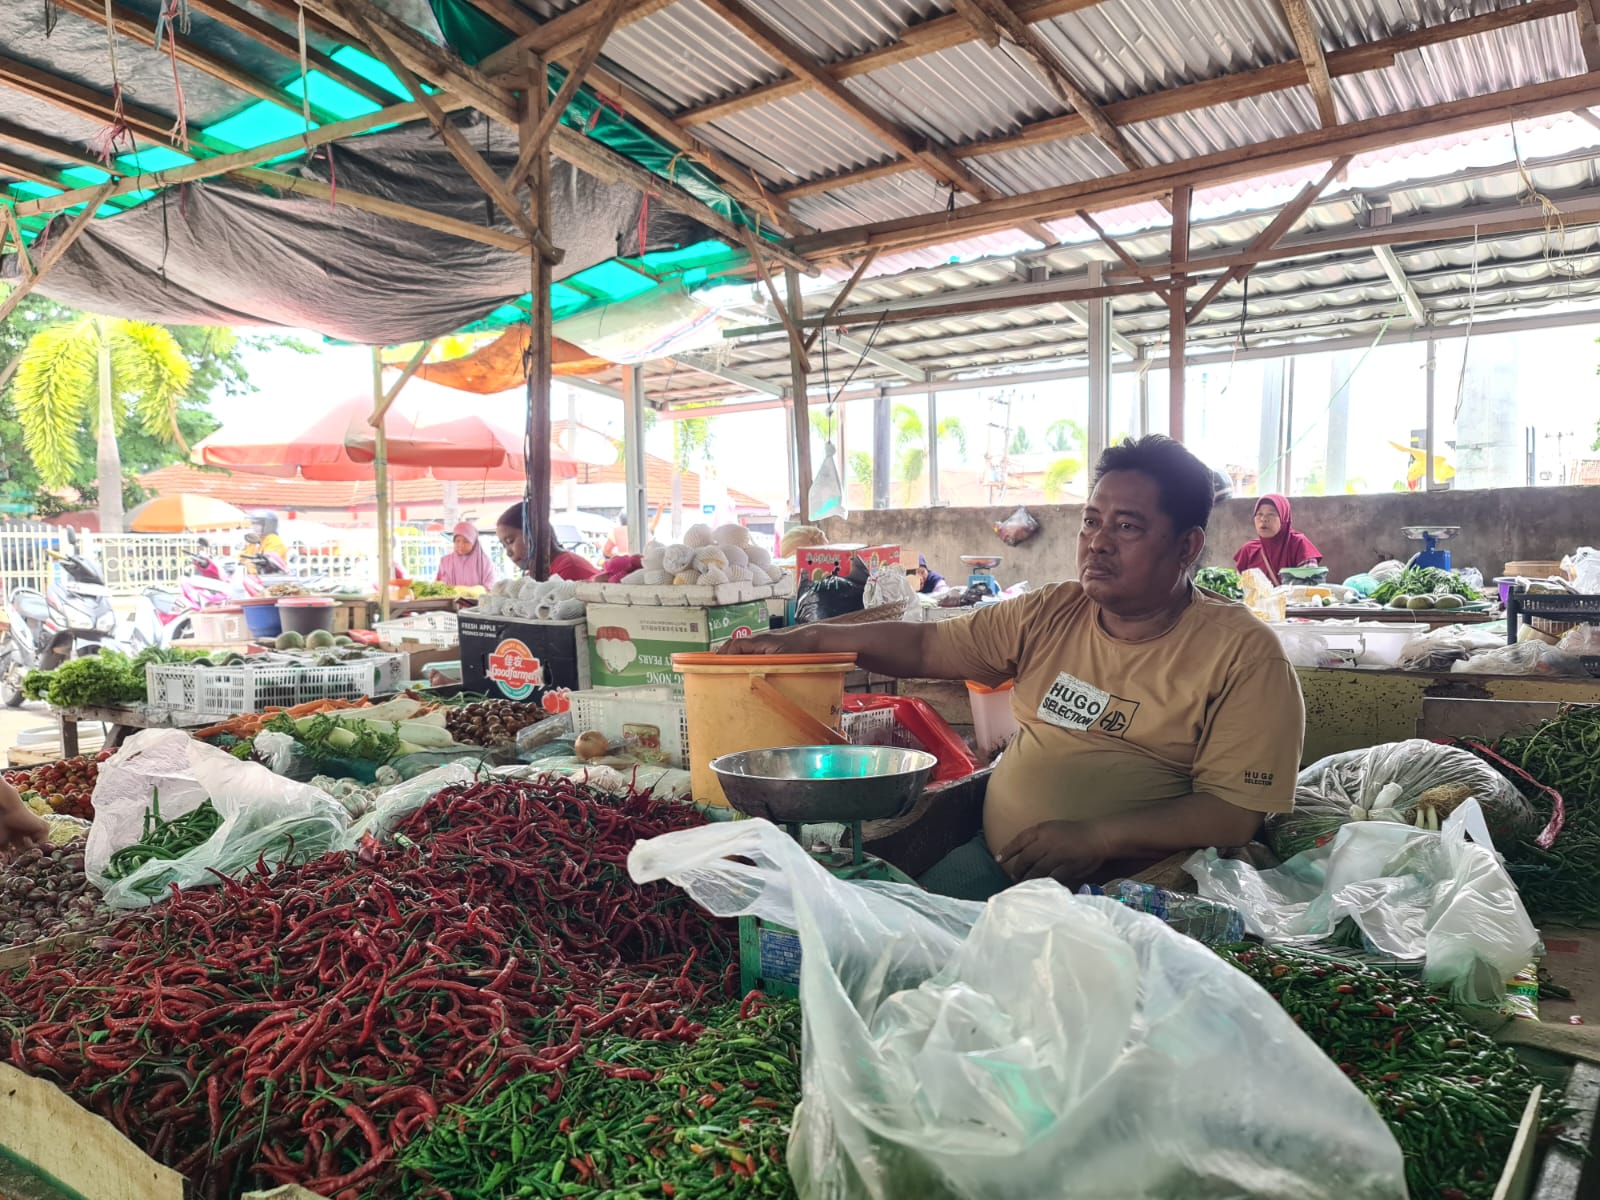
[
  {"xmin": 630, "ymin": 819, "xmax": 1407, "ymax": 1200},
  {"xmin": 1452, "ymin": 640, "xmax": 1580, "ymax": 676},
  {"xmin": 1396, "ymin": 623, "xmax": 1503, "ymax": 671},
  {"xmin": 1558, "ymin": 623, "xmax": 1600, "ymax": 657},
  {"xmin": 1572, "ymin": 546, "xmax": 1600, "ymax": 594},
  {"xmin": 1190, "ymin": 800, "xmax": 1539, "ymax": 1005},
  {"xmin": 87, "ymin": 729, "xmax": 350, "ymax": 909},
  {"xmin": 346, "ymin": 763, "xmax": 480, "ymax": 843}
]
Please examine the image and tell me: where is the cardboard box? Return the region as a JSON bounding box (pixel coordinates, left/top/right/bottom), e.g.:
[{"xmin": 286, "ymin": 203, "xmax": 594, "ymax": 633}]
[
  {"xmin": 458, "ymin": 614, "xmax": 589, "ymax": 700},
  {"xmin": 795, "ymin": 544, "xmax": 900, "ymax": 589},
  {"xmin": 587, "ymin": 601, "xmax": 767, "ymax": 691}
]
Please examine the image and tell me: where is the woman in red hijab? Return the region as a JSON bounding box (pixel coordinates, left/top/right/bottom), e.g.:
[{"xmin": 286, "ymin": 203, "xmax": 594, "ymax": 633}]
[{"xmin": 1233, "ymin": 494, "xmax": 1321, "ymax": 585}]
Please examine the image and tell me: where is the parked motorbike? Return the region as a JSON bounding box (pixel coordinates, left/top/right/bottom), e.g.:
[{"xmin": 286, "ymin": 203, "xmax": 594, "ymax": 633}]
[
  {"xmin": 124, "ymin": 554, "xmax": 235, "ymax": 651},
  {"xmin": 0, "ymin": 552, "xmax": 126, "ymax": 707}
]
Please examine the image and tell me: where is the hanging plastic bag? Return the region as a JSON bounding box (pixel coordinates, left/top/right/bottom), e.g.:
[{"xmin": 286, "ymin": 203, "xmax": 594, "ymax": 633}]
[
  {"xmin": 993, "ymin": 505, "xmax": 1039, "ymax": 546},
  {"xmin": 1190, "ymin": 800, "xmax": 1539, "ymax": 1005},
  {"xmin": 629, "ymin": 819, "xmax": 1407, "ymax": 1200},
  {"xmin": 809, "ymin": 444, "xmax": 846, "ymax": 520},
  {"xmin": 87, "ymin": 731, "xmax": 350, "ymax": 909}
]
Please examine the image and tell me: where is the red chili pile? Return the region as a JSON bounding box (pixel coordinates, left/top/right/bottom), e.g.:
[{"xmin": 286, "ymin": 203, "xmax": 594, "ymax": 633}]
[{"xmin": 0, "ymin": 778, "xmax": 734, "ymax": 1200}]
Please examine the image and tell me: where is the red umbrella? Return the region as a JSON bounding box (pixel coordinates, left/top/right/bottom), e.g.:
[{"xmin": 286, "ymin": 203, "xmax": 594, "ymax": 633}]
[{"xmin": 194, "ymin": 384, "xmax": 579, "ymax": 482}]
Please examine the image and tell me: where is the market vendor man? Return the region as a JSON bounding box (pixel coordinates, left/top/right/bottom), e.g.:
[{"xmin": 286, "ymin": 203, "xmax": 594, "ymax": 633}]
[{"xmin": 723, "ymin": 435, "xmax": 1305, "ymax": 900}]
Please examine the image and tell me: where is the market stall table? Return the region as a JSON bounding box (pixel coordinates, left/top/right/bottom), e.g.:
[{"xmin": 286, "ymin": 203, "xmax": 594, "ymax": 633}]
[
  {"xmin": 1287, "ymin": 605, "xmax": 1500, "ymax": 625},
  {"xmin": 54, "ymin": 704, "xmax": 207, "ymax": 759}
]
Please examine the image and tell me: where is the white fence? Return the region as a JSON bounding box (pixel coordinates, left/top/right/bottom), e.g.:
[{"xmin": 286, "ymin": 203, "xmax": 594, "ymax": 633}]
[
  {"xmin": 394, "ymin": 529, "xmax": 514, "ymax": 584},
  {"xmin": 0, "ymin": 522, "xmax": 73, "ymax": 596},
  {"xmin": 85, "ymin": 534, "xmax": 213, "ymax": 593}
]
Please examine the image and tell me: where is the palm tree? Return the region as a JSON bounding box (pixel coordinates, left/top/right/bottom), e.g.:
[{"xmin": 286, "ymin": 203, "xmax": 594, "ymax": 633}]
[
  {"xmin": 890, "ymin": 406, "xmax": 966, "ymax": 504},
  {"xmin": 11, "ymin": 316, "xmax": 191, "ymax": 533},
  {"xmin": 1009, "ymin": 427, "xmax": 1033, "ymax": 455},
  {"xmin": 1042, "ymin": 457, "xmax": 1085, "ymax": 502},
  {"xmin": 669, "ymin": 416, "xmax": 711, "ymax": 537},
  {"xmin": 1046, "ymin": 418, "xmax": 1084, "ymax": 454}
]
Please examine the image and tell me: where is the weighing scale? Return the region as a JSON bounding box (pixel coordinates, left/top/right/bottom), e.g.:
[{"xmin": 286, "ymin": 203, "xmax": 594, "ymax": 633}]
[
  {"xmin": 960, "ymin": 554, "xmax": 1003, "ymax": 598},
  {"xmin": 1403, "ymin": 526, "xmax": 1459, "ymax": 572},
  {"xmin": 711, "ymin": 745, "xmax": 936, "ymax": 996}
]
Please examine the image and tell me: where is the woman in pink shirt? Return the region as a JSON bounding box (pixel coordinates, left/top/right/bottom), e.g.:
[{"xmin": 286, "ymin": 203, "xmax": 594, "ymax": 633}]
[
  {"xmin": 494, "ymin": 504, "xmax": 599, "ymax": 582},
  {"xmin": 436, "ymin": 521, "xmax": 500, "ymax": 590}
]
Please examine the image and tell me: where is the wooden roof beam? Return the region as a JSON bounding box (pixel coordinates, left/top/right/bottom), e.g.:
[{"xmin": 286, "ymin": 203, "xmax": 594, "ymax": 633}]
[
  {"xmin": 0, "ymin": 54, "xmax": 181, "ymax": 146},
  {"xmin": 182, "ymin": 0, "xmax": 398, "ymax": 108},
  {"xmin": 949, "ymin": 0, "xmax": 1004, "ymax": 45},
  {"xmin": 773, "ymin": 0, "xmax": 1572, "ymax": 201},
  {"xmin": 46, "ymin": 0, "xmax": 350, "ymax": 127},
  {"xmin": 1575, "ymin": 0, "xmax": 1600, "ymax": 69},
  {"xmin": 1277, "ymin": 0, "xmax": 1339, "ymax": 126},
  {"xmin": 0, "ymin": 183, "xmax": 116, "ymax": 323},
  {"xmin": 786, "ymin": 71, "xmax": 1600, "ymax": 259},
  {"xmin": 951, "ymin": 0, "xmax": 1144, "ymax": 169},
  {"xmin": 481, "ymin": 0, "xmax": 677, "ymax": 68},
  {"xmin": 680, "ymin": 0, "xmax": 1106, "ymax": 127},
  {"xmin": 700, "ymin": 0, "xmax": 1055, "ymax": 244}
]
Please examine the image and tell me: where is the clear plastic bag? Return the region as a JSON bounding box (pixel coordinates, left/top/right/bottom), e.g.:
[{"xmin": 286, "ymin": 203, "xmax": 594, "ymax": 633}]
[
  {"xmin": 629, "ymin": 819, "xmax": 1407, "ymax": 1200},
  {"xmin": 1396, "ymin": 624, "xmax": 1503, "ymax": 672},
  {"xmin": 1191, "ymin": 800, "xmax": 1539, "ymax": 1006},
  {"xmin": 1572, "ymin": 546, "xmax": 1600, "ymax": 594},
  {"xmin": 347, "ymin": 763, "xmax": 480, "ymax": 844},
  {"xmin": 1452, "ymin": 641, "xmax": 1581, "ymax": 676},
  {"xmin": 993, "ymin": 506, "xmax": 1039, "ymax": 547},
  {"xmin": 1267, "ymin": 738, "xmax": 1540, "ymax": 859},
  {"xmin": 87, "ymin": 730, "xmax": 350, "ymax": 909},
  {"xmin": 1558, "ymin": 623, "xmax": 1600, "ymax": 657}
]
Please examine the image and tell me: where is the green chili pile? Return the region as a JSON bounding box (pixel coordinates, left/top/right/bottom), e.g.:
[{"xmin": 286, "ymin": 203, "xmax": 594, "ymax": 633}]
[
  {"xmin": 0, "ymin": 778, "xmax": 742, "ymax": 1200},
  {"xmin": 1457, "ymin": 705, "xmax": 1600, "ymax": 922},
  {"xmin": 398, "ymin": 994, "xmax": 801, "ymax": 1199},
  {"xmin": 1219, "ymin": 944, "xmax": 1566, "ymax": 1200},
  {"xmin": 101, "ymin": 794, "xmax": 222, "ymax": 883}
]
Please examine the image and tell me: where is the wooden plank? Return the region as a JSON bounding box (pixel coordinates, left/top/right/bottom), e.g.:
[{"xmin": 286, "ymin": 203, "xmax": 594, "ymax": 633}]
[
  {"xmin": 229, "ymin": 166, "xmax": 531, "ymax": 252},
  {"xmin": 1575, "ymin": 0, "xmax": 1600, "ymax": 71},
  {"xmin": 770, "ymin": 0, "xmax": 1573, "ymax": 201},
  {"xmin": 0, "ymin": 1063, "xmax": 185, "ymax": 1200},
  {"xmin": 481, "ymin": 0, "xmax": 675, "ymax": 67},
  {"xmin": 786, "ymin": 71, "xmax": 1600, "ymax": 258},
  {"xmin": 0, "ymin": 183, "xmax": 115, "ymax": 324},
  {"xmin": 0, "ymin": 54, "xmax": 177, "ymax": 144},
  {"xmin": 184, "ymin": 0, "xmax": 399, "ymax": 108},
  {"xmin": 678, "ymin": 0, "xmax": 1108, "ymax": 125},
  {"xmin": 1491, "ymin": 1084, "xmax": 1542, "ymax": 1200},
  {"xmin": 1185, "ymin": 154, "xmax": 1350, "ymax": 320},
  {"xmin": 1278, "ymin": 0, "xmax": 1339, "ymax": 126},
  {"xmin": 461, "ymin": 0, "xmax": 539, "ymax": 35},
  {"xmin": 949, "ymin": 0, "xmax": 1003, "ymax": 45},
  {"xmin": 503, "ymin": 0, "xmax": 629, "ymax": 188},
  {"xmin": 8, "ymin": 99, "xmax": 446, "ymax": 220},
  {"xmin": 47, "ymin": 0, "xmax": 345, "ymax": 125}
]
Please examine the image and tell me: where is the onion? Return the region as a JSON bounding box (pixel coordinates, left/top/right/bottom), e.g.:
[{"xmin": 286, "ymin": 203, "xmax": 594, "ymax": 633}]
[{"xmin": 574, "ymin": 731, "xmax": 610, "ymax": 761}]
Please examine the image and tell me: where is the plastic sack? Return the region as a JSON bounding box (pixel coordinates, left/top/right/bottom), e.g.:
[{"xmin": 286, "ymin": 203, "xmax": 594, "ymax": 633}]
[
  {"xmin": 347, "ymin": 763, "xmax": 480, "ymax": 843},
  {"xmin": 1558, "ymin": 623, "xmax": 1600, "ymax": 657},
  {"xmin": 861, "ymin": 566, "xmax": 919, "ymax": 619},
  {"xmin": 629, "ymin": 819, "xmax": 1407, "ymax": 1200},
  {"xmin": 1275, "ymin": 626, "xmax": 1341, "ymax": 668},
  {"xmin": 1452, "ymin": 641, "xmax": 1581, "ymax": 676},
  {"xmin": 1396, "ymin": 624, "xmax": 1504, "ymax": 672},
  {"xmin": 253, "ymin": 730, "xmax": 383, "ymax": 785},
  {"xmin": 1190, "ymin": 800, "xmax": 1540, "ymax": 1005},
  {"xmin": 87, "ymin": 730, "xmax": 350, "ymax": 909},
  {"xmin": 1266, "ymin": 738, "xmax": 1540, "ymax": 859},
  {"xmin": 1572, "ymin": 546, "xmax": 1600, "ymax": 594},
  {"xmin": 993, "ymin": 505, "xmax": 1039, "ymax": 547},
  {"xmin": 1240, "ymin": 567, "xmax": 1287, "ymax": 621}
]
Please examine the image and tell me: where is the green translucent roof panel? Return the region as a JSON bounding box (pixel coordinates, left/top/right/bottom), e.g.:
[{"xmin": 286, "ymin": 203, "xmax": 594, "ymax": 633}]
[
  {"xmin": 329, "ymin": 47, "xmax": 411, "ymax": 101},
  {"xmin": 286, "ymin": 70, "xmax": 380, "ymax": 121},
  {"xmin": 574, "ymin": 260, "xmax": 657, "ymax": 304},
  {"xmin": 118, "ymin": 146, "xmax": 194, "ymax": 173},
  {"xmin": 205, "ymin": 102, "xmax": 320, "ymax": 151}
]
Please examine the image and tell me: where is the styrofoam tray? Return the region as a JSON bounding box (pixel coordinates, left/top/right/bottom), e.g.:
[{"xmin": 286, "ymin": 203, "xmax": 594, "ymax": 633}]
[{"xmin": 573, "ymin": 577, "xmax": 790, "ymax": 607}]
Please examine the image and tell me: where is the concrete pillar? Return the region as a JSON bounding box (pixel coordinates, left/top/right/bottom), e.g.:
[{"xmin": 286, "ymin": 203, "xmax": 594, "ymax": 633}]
[
  {"xmin": 1325, "ymin": 349, "xmax": 1359, "ymax": 495},
  {"xmin": 1086, "ymin": 261, "xmax": 1110, "ymax": 466},
  {"xmin": 1454, "ymin": 337, "xmax": 1521, "ymax": 489},
  {"xmin": 622, "ymin": 366, "xmax": 648, "ymax": 553},
  {"xmin": 927, "ymin": 390, "xmax": 941, "ymax": 506},
  {"xmin": 1258, "ymin": 358, "xmax": 1286, "ymax": 494},
  {"xmin": 872, "ymin": 386, "xmax": 891, "ymax": 510}
]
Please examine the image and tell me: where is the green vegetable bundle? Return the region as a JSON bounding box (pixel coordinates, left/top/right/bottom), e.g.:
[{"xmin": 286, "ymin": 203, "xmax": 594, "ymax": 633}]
[
  {"xmin": 1195, "ymin": 566, "xmax": 1243, "ymax": 600},
  {"xmin": 1472, "ymin": 705, "xmax": 1600, "ymax": 923},
  {"xmin": 103, "ymin": 793, "xmax": 223, "ymax": 888},
  {"xmin": 1371, "ymin": 567, "xmax": 1480, "ymax": 605},
  {"xmin": 1219, "ymin": 944, "xmax": 1567, "ymax": 1200},
  {"xmin": 24, "ymin": 647, "xmax": 213, "ymax": 710}
]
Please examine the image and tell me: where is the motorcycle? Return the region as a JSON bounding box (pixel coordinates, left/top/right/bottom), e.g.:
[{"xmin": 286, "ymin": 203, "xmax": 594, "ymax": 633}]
[
  {"xmin": 0, "ymin": 552, "xmax": 127, "ymax": 707},
  {"xmin": 125, "ymin": 554, "xmax": 234, "ymax": 651}
]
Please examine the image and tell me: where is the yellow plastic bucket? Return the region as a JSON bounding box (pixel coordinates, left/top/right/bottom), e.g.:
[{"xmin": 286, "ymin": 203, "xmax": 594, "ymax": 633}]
[{"xmin": 671, "ymin": 652, "xmax": 857, "ymax": 807}]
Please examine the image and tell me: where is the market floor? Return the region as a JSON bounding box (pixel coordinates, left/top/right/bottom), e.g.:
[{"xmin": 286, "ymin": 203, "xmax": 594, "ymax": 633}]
[{"xmin": 0, "ymin": 702, "xmax": 64, "ymax": 766}]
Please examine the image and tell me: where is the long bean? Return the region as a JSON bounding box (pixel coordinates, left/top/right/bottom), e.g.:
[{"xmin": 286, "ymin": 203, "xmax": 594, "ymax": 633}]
[
  {"xmin": 1219, "ymin": 944, "xmax": 1567, "ymax": 1200},
  {"xmin": 102, "ymin": 793, "xmax": 223, "ymax": 882}
]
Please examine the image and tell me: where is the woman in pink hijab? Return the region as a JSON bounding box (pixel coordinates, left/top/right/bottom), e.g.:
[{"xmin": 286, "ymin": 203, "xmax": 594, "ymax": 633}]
[
  {"xmin": 436, "ymin": 521, "xmax": 500, "ymax": 589},
  {"xmin": 1233, "ymin": 494, "xmax": 1321, "ymax": 585}
]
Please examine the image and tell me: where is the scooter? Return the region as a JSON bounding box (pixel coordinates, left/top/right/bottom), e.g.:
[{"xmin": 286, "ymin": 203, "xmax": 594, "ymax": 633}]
[
  {"xmin": 125, "ymin": 554, "xmax": 234, "ymax": 651},
  {"xmin": 0, "ymin": 552, "xmax": 127, "ymax": 707}
]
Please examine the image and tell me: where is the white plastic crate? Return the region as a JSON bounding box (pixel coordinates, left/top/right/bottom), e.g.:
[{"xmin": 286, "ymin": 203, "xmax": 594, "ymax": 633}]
[
  {"xmin": 374, "ymin": 612, "xmax": 459, "ymax": 649},
  {"xmin": 146, "ymin": 653, "xmax": 408, "ymax": 719},
  {"xmin": 187, "ymin": 608, "xmax": 247, "ymax": 642},
  {"xmin": 568, "ymin": 686, "xmax": 690, "ymax": 768}
]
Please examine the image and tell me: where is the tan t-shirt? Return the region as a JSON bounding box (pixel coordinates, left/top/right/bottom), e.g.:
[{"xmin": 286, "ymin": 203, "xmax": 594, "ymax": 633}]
[{"xmin": 925, "ymin": 584, "xmax": 1304, "ymax": 850}]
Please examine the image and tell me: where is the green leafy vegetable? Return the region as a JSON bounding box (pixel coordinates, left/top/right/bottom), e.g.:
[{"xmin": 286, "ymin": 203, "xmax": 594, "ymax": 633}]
[
  {"xmin": 1195, "ymin": 567, "xmax": 1243, "ymax": 600},
  {"xmin": 1370, "ymin": 567, "xmax": 1480, "ymax": 604}
]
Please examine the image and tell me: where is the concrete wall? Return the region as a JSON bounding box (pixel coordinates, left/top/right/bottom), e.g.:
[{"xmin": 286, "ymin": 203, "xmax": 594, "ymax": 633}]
[{"xmin": 820, "ymin": 485, "xmax": 1597, "ymax": 586}]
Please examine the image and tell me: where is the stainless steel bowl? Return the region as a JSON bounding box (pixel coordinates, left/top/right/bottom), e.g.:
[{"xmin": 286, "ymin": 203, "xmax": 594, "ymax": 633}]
[{"xmin": 710, "ymin": 745, "xmax": 937, "ymax": 824}]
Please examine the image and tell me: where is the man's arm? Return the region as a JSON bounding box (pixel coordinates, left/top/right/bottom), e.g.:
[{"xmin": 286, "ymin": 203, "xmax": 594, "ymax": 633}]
[
  {"xmin": 720, "ymin": 620, "xmax": 947, "ymax": 679},
  {"xmin": 995, "ymin": 792, "xmax": 1262, "ymax": 884}
]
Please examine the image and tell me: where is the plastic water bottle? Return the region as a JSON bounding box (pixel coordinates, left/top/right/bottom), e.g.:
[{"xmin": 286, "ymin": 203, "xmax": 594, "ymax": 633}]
[{"xmin": 1112, "ymin": 880, "xmax": 1247, "ymax": 945}]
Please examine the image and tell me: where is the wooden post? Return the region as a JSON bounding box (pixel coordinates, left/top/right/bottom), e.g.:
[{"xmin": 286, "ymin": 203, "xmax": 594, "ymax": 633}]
[
  {"xmin": 372, "ymin": 348, "xmax": 392, "ymax": 623},
  {"xmin": 524, "ymin": 51, "xmax": 556, "ymax": 579},
  {"xmin": 786, "ymin": 266, "xmax": 811, "ymax": 524},
  {"xmin": 1169, "ymin": 184, "xmax": 1191, "ymax": 441}
]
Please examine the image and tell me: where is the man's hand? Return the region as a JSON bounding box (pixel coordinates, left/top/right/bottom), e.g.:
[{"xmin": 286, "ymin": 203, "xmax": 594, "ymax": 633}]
[
  {"xmin": 718, "ymin": 626, "xmax": 819, "ymax": 656},
  {"xmin": 995, "ymin": 820, "xmax": 1111, "ymax": 886},
  {"xmin": 0, "ymin": 783, "xmax": 50, "ymax": 856}
]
